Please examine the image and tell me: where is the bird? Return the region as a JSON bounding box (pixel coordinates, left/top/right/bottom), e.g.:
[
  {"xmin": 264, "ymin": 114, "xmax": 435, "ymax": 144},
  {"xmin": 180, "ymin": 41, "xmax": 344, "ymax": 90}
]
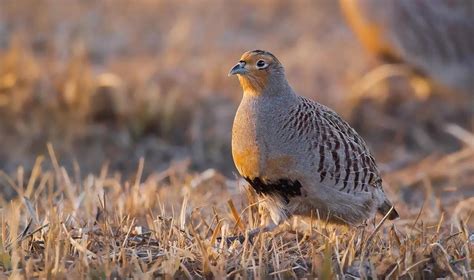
[
  {"xmin": 229, "ymin": 50, "xmax": 398, "ymax": 237},
  {"xmin": 340, "ymin": 0, "xmax": 474, "ymax": 94}
]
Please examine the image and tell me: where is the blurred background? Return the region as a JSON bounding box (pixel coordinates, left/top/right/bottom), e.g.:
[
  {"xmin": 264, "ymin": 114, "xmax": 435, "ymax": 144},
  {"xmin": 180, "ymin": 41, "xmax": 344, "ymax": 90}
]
[
  {"xmin": 0, "ymin": 0, "xmax": 472, "ymax": 184},
  {"xmin": 0, "ymin": 2, "xmax": 472, "ymax": 277}
]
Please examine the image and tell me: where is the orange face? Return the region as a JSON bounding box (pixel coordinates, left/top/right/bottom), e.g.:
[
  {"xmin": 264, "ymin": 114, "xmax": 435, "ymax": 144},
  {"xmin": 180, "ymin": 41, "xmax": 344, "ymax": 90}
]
[{"xmin": 229, "ymin": 50, "xmax": 280, "ymax": 93}]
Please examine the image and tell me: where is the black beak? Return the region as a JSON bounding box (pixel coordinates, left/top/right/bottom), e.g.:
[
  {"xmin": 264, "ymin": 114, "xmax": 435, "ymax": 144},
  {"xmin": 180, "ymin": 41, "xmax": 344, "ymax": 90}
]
[{"xmin": 228, "ymin": 62, "xmax": 247, "ymax": 76}]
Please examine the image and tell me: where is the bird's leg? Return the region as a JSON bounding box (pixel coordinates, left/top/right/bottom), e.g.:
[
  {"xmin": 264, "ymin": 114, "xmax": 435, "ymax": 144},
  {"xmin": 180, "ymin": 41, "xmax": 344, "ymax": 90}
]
[
  {"xmin": 218, "ymin": 222, "xmax": 277, "ymax": 245},
  {"xmin": 247, "ymin": 222, "xmax": 278, "ymax": 242}
]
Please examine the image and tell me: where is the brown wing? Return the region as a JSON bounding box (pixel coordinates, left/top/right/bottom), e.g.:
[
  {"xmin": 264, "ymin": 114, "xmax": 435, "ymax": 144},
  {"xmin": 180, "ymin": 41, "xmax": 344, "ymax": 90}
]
[
  {"xmin": 297, "ymin": 97, "xmax": 383, "ymax": 193},
  {"xmin": 341, "ymin": 0, "xmax": 474, "ymax": 93}
]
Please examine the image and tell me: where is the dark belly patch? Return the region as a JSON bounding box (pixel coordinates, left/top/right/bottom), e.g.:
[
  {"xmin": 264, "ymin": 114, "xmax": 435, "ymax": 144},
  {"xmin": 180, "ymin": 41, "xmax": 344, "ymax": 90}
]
[{"xmin": 244, "ymin": 177, "xmax": 303, "ymax": 203}]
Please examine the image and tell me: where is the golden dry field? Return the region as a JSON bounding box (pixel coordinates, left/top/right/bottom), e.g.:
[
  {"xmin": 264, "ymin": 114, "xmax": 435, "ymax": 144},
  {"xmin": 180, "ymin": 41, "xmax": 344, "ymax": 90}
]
[{"xmin": 0, "ymin": 0, "xmax": 472, "ymax": 278}]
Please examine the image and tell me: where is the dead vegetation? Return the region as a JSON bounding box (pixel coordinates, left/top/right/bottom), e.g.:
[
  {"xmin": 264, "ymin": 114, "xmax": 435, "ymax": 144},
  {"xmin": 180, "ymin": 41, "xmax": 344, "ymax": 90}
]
[
  {"xmin": 0, "ymin": 0, "xmax": 472, "ymax": 278},
  {"xmin": 0, "ymin": 145, "xmax": 472, "ymax": 278}
]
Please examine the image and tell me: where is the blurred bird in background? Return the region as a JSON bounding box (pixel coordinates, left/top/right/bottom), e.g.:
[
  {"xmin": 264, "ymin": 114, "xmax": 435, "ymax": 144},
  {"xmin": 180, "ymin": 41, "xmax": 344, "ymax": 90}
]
[
  {"xmin": 340, "ymin": 0, "xmax": 474, "ymax": 95},
  {"xmin": 229, "ymin": 50, "xmax": 398, "ymax": 239}
]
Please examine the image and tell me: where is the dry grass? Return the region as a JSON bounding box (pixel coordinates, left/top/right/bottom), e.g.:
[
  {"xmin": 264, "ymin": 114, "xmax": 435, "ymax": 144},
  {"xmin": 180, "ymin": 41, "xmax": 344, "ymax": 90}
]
[
  {"xmin": 0, "ymin": 145, "xmax": 472, "ymax": 278},
  {"xmin": 0, "ymin": 0, "xmax": 473, "ymax": 278}
]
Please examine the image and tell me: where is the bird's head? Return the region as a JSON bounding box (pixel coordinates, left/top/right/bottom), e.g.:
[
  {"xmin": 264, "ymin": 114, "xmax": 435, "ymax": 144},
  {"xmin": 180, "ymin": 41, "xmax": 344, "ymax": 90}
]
[{"xmin": 229, "ymin": 50, "xmax": 286, "ymax": 94}]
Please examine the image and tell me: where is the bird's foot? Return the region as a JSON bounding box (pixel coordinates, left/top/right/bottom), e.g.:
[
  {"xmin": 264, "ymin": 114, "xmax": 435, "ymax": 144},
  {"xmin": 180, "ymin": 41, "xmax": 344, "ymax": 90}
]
[
  {"xmin": 216, "ymin": 223, "xmax": 278, "ymax": 245},
  {"xmin": 216, "ymin": 234, "xmax": 246, "ymax": 245},
  {"xmin": 216, "ymin": 228, "xmax": 261, "ymax": 245}
]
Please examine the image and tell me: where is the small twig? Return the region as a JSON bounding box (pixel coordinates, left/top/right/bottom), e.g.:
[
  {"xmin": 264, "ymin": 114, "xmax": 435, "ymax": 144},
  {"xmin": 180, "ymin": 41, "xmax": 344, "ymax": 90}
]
[
  {"xmin": 401, "ymin": 258, "xmax": 431, "ymax": 276},
  {"xmin": 121, "ymin": 218, "xmax": 136, "ymax": 249},
  {"xmin": 227, "ymin": 199, "xmax": 245, "ymax": 232},
  {"xmin": 61, "ymin": 223, "xmax": 97, "ymax": 258},
  {"xmin": 359, "ymin": 206, "xmax": 395, "ymax": 256},
  {"xmin": 411, "ymin": 199, "xmax": 425, "ymax": 230},
  {"xmin": 5, "ymin": 221, "xmax": 50, "ymax": 250}
]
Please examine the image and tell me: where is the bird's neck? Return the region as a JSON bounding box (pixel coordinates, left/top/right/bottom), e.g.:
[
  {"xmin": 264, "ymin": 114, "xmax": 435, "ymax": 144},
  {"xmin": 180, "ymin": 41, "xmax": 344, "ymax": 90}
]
[
  {"xmin": 240, "ymin": 75, "xmax": 293, "ymax": 98},
  {"xmin": 238, "ymin": 75, "xmax": 266, "ymax": 95}
]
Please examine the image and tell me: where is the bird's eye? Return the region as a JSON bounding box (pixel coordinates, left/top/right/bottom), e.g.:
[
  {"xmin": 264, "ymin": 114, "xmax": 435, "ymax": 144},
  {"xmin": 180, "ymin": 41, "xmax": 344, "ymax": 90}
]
[{"xmin": 256, "ymin": 60, "xmax": 267, "ymax": 68}]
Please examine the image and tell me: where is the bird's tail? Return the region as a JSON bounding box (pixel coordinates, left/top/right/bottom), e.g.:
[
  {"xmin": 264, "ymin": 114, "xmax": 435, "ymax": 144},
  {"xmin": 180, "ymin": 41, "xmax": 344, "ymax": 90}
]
[{"xmin": 378, "ymin": 200, "xmax": 399, "ymax": 220}]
